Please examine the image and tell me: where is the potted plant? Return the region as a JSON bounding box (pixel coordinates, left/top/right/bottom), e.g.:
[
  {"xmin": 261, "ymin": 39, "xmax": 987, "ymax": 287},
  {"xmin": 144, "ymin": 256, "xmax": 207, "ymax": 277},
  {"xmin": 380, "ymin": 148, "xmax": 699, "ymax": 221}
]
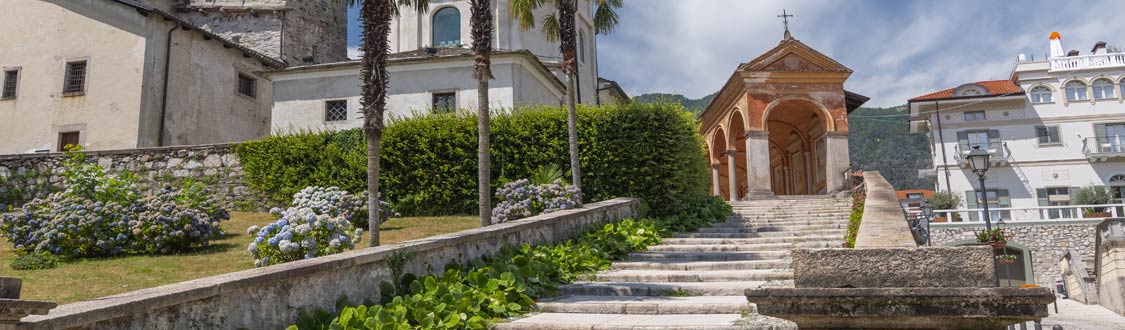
[
  {"xmin": 976, "ymin": 228, "xmax": 1007, "ymax": 249},
  {"xmin": 927, "ymin": 192, "xmax": 962, "ymax": 222},
  {"xmin": 995, "ymin": 254, "xmax": 1017, "ymax": 265},
  {"xmin": 1073, "ymin": 185, "xmax": 1113, "ymax": 218}
]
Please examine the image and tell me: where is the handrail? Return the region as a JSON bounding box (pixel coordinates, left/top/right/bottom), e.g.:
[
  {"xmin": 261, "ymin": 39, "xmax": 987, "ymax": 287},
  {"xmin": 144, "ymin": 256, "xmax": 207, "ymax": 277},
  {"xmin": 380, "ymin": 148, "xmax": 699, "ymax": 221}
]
[
  {"xmin": 1050, "ymin": 52, "xmax": 1125, "ymax": 71},
  {"xmin": 1084, "ymin": 136, "xmax": 1125, "ymax": 156},
  {"xmin": 933, "ymin": 204, "xmax": 1124, "ymax": 222},
  {"xmin": 1060, "ymin": 249, "xmax": 1099, "ymax": 304}
]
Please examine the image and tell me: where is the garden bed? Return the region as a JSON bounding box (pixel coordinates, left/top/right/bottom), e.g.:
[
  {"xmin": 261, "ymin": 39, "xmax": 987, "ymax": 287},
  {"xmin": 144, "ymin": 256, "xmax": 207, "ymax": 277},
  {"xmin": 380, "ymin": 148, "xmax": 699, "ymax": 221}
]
[{"xmin": 0, "ymin": 212, "xmax": 477, "ymax": 304}]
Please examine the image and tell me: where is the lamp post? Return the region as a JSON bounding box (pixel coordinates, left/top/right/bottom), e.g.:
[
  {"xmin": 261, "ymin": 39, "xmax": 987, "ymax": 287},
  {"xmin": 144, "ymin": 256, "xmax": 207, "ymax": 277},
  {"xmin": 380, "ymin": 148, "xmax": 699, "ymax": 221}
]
[
  {"xmin": 966, "ymin": 146, "xmax": 993, "ymax": 231},
  {"xmin": 920, "ymin": 201, "xmax": 934, "ymax": 246}
]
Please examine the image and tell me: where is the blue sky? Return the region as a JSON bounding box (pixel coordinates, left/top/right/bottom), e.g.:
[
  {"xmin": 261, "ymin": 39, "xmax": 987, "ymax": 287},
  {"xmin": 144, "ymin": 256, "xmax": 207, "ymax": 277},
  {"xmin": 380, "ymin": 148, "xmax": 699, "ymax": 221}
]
[{"xmin": 347, "ymin": 0, "xmax": 1125, "ymax": 108}]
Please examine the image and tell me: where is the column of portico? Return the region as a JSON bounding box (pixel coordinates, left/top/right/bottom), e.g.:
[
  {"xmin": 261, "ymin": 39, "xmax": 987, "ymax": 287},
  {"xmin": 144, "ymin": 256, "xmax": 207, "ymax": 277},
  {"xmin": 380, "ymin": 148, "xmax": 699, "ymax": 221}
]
[
  {"xmin": 744, "ymin": 131, "xmax": 775, "ymax": 199},
  {"xmin": 711, "ymin": 163, "xmax": 721, "ymax": 196},
  {"xmin": 727, "ymin": 150, "xmax": 738, "ymax": 202},
  {"xmin": 824, "ymin": 131, "xmax": 851, "ymax": 193}
]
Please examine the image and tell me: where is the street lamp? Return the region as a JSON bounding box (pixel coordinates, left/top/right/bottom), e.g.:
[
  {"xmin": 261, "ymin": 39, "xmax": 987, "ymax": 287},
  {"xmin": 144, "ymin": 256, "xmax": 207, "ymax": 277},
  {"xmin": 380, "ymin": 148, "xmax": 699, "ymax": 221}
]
[
  {"xmin": 920, "ymin": 201, "xmax": 934, "ymax": 246},
  {"xmin": 966, "ymin": 146, "xmax": 993, "ymax": 231}
]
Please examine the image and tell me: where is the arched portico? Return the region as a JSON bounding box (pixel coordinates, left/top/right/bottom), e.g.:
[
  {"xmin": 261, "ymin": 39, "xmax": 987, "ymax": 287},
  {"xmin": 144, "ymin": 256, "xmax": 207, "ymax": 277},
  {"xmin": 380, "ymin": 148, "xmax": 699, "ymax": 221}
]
[{"xmin": 765, "ymin": 98, "xmax": 833, "ymax": 195}]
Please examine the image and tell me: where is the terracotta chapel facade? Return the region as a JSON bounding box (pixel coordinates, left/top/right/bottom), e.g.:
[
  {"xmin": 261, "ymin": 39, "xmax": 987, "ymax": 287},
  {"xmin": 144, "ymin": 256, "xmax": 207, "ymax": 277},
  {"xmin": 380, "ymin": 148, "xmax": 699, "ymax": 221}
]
[{"xmin": 700, "ymin": 35, "xmax": 868, "ymax": 201}]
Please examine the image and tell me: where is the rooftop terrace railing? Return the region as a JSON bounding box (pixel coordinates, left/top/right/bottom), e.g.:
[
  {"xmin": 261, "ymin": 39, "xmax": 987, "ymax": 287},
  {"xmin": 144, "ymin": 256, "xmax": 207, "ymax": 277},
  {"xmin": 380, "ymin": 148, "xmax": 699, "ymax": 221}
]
[{"xmin": 1050, "ymin": 53, "xmax": 1125, "ymax": 71}]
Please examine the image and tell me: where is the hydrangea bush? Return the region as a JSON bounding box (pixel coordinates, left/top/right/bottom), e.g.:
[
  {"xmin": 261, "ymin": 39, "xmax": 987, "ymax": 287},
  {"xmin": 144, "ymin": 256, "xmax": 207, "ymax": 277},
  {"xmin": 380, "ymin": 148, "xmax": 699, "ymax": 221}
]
[
  {"xmin": 491, "ymin": 179, "xmax": 582, "ymax": 224},
  {"xmin": 247, "ymin": 186, "xmax": 386, "ymax": 267},
  {"xmin": 0, "ymin": 149, "xmax": 229, "ymax": 258}
]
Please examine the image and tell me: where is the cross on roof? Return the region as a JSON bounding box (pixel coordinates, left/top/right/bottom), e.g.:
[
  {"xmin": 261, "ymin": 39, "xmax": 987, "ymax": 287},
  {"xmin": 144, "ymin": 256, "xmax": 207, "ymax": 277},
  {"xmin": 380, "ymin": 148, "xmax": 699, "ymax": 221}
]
[{"xmin": 778, "ymin": 9, "xmax": 794, "ymax": 39}]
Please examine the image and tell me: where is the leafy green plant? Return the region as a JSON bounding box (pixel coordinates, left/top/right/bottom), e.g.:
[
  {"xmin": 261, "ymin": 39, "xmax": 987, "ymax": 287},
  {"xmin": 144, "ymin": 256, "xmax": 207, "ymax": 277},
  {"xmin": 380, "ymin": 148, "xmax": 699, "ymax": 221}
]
[
  {"xmin": 1072, "ymin": 185, "xmax": 1113, "ymax": 215},
  {"xmin": 10, "ymin": 252, "xmax": 60, "ymax": 270},
  {"xmin": 529, "ymin": 164, "xmax": 564, "ymax": 185},
  {"xmin": 843, "ymin": 190, "xmax": 865, "ymax": 248},
  {"xmin": 926, "ymin": 191, "xmax": 962, "ymax": 220},
  {"xmin": 976, "ymin": 228, "xmax": 1006, "ymax": 243}
]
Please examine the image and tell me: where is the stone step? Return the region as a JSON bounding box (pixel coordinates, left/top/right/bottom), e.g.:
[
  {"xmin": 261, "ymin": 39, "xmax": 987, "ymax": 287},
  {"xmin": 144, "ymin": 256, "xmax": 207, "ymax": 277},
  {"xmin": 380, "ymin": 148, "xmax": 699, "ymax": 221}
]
[
  {"xmin": 728, "ymin": 214, "xmax": 849, "ymax": 220},
  {"xmin": 708, "ymin": 222, "xmax": 846, "ymax": 230},
  {"xmin": 535, "ymin": 296, "xmax": 754, "ymax": 315},
  {"xmin": 661, "ymin": 235, "xmax": 841, "ymax": 245},
  {"xmin": 494, "ymin": 313, "xmax": 747, "ymax": 330},
  {"xmin": 696, "ymin": 224, "xmax": 844, "ymax": 233},
  {"xmin": 611, "ymin": 259, "xmax": 791, "ymax": 271},
  {"xmin": 594, "ymin": 269, "xmax": 792, "ymax": 282},
  {"xmin": 560, "ymin": 281, "xmax": 768, "ymax": 296},
  {"xmin": 672, "ymin": 229, "xmax": 844, "ymax": 239},
  {"xmin": 645, "ymin": 242, "xmax": 835, "ymax": 252},
  {"xmin": 627, "ymin": 251, "xmax": 790, "ymax": 261},
  {"xmin": 731, "ymin": 208, "xmax": 849, "ymax": 213}
]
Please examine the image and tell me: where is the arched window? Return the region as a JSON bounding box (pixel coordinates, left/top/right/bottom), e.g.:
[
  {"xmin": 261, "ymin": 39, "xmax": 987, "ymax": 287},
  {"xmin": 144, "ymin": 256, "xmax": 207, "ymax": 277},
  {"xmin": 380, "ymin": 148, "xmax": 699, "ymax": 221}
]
[
  {"xmin": 1120, "ymin": 78, "xmax": 1125, "ymax": 99},
  {"xmin": 578, "ymin": 30, "xmax": 587, "ymax": 63},
  {"xmin": 1092, "ymin": 78, "xmax": 1116, "ymax": 99},
  {"xmin": 432, "ymin": 7, "xmax": 461, "ymax": 47},
  {"xmin": 1029, "ymin": 86, "xmax": 1052, "ymax": 103},
  {"xmin": 1065, "ymin": 81, "xmax": 1088, "ymax": 102}
]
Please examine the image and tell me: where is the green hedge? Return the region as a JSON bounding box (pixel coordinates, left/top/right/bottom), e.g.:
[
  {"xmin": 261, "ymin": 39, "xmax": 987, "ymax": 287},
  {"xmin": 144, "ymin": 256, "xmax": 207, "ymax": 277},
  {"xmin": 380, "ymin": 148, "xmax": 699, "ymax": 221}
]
[{"xmin": 237, "ymin": 103, "xmax": 713, "ymax": 217}]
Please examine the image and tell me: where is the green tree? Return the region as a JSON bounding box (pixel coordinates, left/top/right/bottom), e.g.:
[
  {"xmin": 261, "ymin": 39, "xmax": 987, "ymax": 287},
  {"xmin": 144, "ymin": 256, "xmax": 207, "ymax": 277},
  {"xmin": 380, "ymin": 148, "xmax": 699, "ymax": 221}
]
[
  {"xmin": 347, "ymin": 0, "xmax": 431, "ymax": 247},
  {"xmin": 509, "ymin": 0, "xmax": 623, "ymax": 191},
  {"xmin": 471, "ymin": 0, "xmax": 494, "ymax": 227}
]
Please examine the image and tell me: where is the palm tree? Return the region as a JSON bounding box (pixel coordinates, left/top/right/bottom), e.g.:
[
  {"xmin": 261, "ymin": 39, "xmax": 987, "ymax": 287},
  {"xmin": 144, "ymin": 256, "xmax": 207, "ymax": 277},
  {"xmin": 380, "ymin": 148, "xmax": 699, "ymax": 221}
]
[
  {"xmin": 510, "ymin": 0, "xmax": 622, "ymax": 191},
  {"xmin": 347, "ymin": 0, "xmax": 430, "ymax": 247},
  {"xmin": 471, "ymin": 0, "xmax": 495, "ymax": 227}
]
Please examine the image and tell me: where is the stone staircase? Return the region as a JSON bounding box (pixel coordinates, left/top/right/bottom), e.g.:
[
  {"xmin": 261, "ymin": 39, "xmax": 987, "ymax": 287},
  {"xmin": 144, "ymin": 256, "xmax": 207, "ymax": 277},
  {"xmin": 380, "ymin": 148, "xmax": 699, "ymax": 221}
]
[{"xmin": 496, "ymin": 196, "xmax": 852, "ymax": 330}]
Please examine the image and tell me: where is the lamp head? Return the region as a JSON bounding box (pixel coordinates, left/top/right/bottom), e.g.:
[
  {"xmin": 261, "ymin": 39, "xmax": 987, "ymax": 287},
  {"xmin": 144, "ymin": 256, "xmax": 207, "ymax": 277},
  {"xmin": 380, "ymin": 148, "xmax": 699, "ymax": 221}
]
[{"xmin": 967, "ymin": 145, "xmax": 991, "ymax": 172}]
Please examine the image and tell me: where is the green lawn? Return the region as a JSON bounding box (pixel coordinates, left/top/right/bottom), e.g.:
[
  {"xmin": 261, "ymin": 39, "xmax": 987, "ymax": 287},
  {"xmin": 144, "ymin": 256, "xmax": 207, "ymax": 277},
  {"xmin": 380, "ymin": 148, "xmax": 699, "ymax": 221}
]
[{"xmin": 0, "ymin": 212, "xmax": 478, "ymax": 304}]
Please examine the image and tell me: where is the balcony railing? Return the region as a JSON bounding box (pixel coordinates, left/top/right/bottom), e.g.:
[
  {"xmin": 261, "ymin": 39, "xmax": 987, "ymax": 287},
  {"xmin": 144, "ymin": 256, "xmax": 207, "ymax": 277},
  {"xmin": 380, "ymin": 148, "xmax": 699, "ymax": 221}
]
[
  {"xmin": 1082, "ymin": 137, "xmax": 1125, "ymax": 161},
  {"xmin": 932, "ymin": 204, "xmax": 1125, "ymax": 223},
  {"xmin": 953, "ymin": 143, "xmax": 1008, "ymax": 167},
  {"xmin": 1050, "ymin": 53, "xmax": 1125, "ymax": 71}
]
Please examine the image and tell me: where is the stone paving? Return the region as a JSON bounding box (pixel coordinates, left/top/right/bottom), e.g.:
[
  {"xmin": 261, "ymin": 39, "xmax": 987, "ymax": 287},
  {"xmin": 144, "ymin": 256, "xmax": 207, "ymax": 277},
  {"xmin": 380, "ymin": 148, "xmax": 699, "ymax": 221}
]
[
  {"xmin": 1038, "ymin": 299, "xmax": 1125, "ymax": 330},
  {"xmin": 497, "ymin": 196, "xmax": 852, "ymax": 330}
]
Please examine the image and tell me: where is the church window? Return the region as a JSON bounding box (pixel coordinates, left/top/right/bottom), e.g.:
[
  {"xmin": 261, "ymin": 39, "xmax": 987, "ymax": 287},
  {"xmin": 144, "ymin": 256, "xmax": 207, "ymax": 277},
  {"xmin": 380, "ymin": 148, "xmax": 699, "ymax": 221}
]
[
  {"xmin": 63, "ymin": 60, "xmax": 87, "ymax": 94},
  {"xmin": 325, "ymin": 100, "xmax": 348, "ymax": 122},
  {"xmin": 237, "ymin": 74, "xmax": 257, "ymax": 98},
  {"xmin": 2, "ymin": 68, "xmax": 19, "ymax": 99},
  {"xmin": 1029, "ymin": 86, "xmax": 1052, "ymax": 103},
  {"xmin": 432, "ymin": 7, "xmax": 461, "ymax": 47},
  {"xmin": 1065, "ymin": 81, "xmax": 1088, "ymax": 102},
  {"xmin": 963, "ymin": 111, "xmax": 986, "ymax": 121},
  {"xmin": 1034, "ymin": 125, "xmax": 1061, "ymax": 146},
  {"xmin": 1093, "ymin": 78, "xmax": 1116, "ymax": 99},
  {"xmin": 432, "ymin": 92, "xmax": 456, "ymax": 113}
]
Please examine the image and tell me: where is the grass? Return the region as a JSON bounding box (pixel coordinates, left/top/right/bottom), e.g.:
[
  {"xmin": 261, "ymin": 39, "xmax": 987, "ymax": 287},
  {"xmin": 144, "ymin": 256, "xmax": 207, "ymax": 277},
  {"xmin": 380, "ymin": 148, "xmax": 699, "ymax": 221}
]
[{"xmin": 0, "ymin": 212, "xmax": 478, "ymax": 304}]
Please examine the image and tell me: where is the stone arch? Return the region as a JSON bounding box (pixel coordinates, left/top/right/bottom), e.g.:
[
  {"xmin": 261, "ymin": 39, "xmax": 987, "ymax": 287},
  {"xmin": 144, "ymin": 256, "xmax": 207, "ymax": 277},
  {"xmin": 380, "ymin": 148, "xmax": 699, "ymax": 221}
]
[
  {"xmin": 431, "ymin": 6, "xmax": 462, "ymax": 47},
  {"xmin": 708, "ymin": 127, "xmax": 729, "ymax": 198},
  {"xmin": 761, "ymin": 96, "xmax": 835, "ymax": 132},
  {"xmin": 727, "ymin": 110, "xmax": 748, "ymax": 199}
]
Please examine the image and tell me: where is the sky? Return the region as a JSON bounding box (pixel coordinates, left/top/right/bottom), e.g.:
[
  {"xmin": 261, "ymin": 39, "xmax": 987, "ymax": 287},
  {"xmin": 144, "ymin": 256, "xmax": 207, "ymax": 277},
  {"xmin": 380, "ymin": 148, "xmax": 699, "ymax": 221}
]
[{"xmin": 346, "ymin": 0, "xmax": 1125, "ymax": 108}]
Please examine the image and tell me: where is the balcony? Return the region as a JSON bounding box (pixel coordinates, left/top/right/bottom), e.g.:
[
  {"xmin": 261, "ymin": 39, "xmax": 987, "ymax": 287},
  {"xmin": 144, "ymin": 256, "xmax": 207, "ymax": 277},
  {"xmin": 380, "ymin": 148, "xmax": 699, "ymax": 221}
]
[
  {"xmin": 1050, "ymin": 53, "xmax": 1125, "ymax": 71},
  {"xmin": 954, "ymin": 143, "xmax": 1009, "ymax": 168},
  {"xmin": 1084, "ymin": 137, "xmax": 1125, "ymax": 162}
]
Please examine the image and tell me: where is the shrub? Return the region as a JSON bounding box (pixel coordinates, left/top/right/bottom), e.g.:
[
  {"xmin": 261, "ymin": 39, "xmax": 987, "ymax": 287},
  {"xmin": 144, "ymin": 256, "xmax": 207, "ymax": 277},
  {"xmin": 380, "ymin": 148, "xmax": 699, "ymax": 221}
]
[
  {"xmin": 1072, "ymin": 185, "xmax": 1113, "ymax": 214},
  {"xmin": 237, "ymin": 103, "xmax": 713, "ymax": 219},
  {"xmin": 10, "ymin": 252, "xmax": 60, "ymax": 270},
  {"xmin": 843, "ymin": 190, "xmax": 865, "ymax": 248},
  {"xmin": 0, "ymin": 149, "xmax": 228, "ymax": 258},
  {"xmin": 490, "ymin": 179, "xmax": 582, "ymax": 224},
  {"xmin": 289, "ymin": 186, "xmax": 397, "ymax": 229},
  {"xmin": 248, "ymin": 186, "xmax": 385, "ymax": 267}
]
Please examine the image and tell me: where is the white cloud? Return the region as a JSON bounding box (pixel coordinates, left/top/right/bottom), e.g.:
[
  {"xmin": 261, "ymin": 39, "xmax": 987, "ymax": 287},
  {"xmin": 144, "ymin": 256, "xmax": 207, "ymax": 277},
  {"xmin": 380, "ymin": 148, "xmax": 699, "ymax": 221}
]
[{"xmin": 347, "ymin": 46, "xmax": 362, "ymax": 60}]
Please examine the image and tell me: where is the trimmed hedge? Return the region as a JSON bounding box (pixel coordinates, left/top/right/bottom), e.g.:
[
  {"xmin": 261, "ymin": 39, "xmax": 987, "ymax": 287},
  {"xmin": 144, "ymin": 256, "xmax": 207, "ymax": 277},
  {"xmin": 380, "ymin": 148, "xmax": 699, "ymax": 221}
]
[{"xmin": 237, "ymin": 103, "xmax": 713, "ymax": 217}]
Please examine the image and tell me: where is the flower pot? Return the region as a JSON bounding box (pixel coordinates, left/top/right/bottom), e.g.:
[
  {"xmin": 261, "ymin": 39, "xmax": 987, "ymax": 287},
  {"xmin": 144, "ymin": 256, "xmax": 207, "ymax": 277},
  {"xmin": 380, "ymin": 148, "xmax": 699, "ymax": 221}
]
[
  {"xmin": 1084, "ymin": 212, "xmax": 1112, "ymax": 218},
  {"xmin": 997, "ymin": 258, "xmax": 1016, "ymax": 265},
  {"xmin": 934, "ymin": 217, "xmax": 962, "ymax": 223}
]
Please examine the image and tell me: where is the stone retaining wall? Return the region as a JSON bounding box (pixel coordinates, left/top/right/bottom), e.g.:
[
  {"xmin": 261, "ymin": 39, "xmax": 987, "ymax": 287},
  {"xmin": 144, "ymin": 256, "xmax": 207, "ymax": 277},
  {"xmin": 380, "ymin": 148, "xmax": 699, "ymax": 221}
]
[
  {"xmin": 14, "ymin": 198, "xmax": 641, "ymax": 330},
  {"xmin": 930, "ymin": 220, "xmax": 1098, "ymax": 288},
  {"xmin": 0, "ymin": 144, "xmax": 270, "ymax": 211}
]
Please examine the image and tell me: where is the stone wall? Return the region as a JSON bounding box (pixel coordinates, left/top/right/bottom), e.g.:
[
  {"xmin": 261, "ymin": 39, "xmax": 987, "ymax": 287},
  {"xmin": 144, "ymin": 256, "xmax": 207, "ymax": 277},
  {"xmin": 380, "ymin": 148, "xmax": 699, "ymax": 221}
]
[
  {"xmin": 930, "ymin": 220, "xmax": 1099, "ymax": 288},
  {"xmin": 14, "ymin": 198, "xmax": 640, "ymax": 330},
  {"xmin": 0, "ymin": 144, "xmax": 270, "ymax": 212}
]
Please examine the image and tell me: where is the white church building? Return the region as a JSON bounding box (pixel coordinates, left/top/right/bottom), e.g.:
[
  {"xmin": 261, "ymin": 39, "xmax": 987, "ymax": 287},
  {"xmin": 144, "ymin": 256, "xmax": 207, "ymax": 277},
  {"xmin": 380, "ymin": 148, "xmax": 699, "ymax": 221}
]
[
  {"xmin": 908, "ymin": 32, "xmax": 1125, "ymax": 220},
  {"xmin": 267, "ymin": 0, "xmax": 624, "ymax": 134}
]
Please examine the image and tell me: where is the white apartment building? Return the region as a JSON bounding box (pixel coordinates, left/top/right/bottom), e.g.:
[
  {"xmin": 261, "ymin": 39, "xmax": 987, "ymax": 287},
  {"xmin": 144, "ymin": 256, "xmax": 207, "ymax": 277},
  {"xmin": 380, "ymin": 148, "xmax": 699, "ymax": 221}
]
[
  {"xmin": 268, "ymin": 0, "xmax": 618, "ymax": 134},
  {"xmin": 908, "ymin": 33, "xmax": 1125, "ymax": 220}
]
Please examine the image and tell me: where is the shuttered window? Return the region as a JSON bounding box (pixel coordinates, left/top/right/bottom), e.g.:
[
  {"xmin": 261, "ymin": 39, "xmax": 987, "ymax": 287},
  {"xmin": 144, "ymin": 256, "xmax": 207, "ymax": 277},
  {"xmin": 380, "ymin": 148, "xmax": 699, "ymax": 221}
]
[
  {"xmin": 965, "ymin": 189, "xmax": 1010, "ymax": 221},
  {"xmin": 1034, "ymin": 125, "xmax": 1061, "ymax": 146}
]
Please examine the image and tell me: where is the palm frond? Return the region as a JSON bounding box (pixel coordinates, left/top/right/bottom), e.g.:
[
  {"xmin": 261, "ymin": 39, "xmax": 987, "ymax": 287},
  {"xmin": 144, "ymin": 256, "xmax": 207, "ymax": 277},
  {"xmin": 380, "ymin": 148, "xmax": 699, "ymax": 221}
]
[
  {"xmin": 593, "ymin": 0, "xmax": 622, "ymax": 35},
  {"xmin": 509, "ymin": 0, "xmax": 544, "ymax": 31},
  {"xmin": 540, "ymin": 14, "xmax": 560, "ymax": 42},
  {"xmin": 397, "ymin": 0, "xmax": 430, "ymax": 15}
]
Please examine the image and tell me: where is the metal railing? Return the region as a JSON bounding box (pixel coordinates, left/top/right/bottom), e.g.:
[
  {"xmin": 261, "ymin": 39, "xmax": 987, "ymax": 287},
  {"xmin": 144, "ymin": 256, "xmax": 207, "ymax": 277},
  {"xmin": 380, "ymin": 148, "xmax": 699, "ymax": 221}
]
[
  {"xmin": 1082, "ymin": 136, "xmax": 1125, "ymax": 156},
  {"xmin": 1050, "ymin": 52, "xmax": 1125, "ymax": 71},
  {"xmin": 953, "ymin": 143, "xmax": 1007, "ymax": 163},
  {"xmin": 933, "ymin": 204, "xmax": 1125, "ymax": 223}
]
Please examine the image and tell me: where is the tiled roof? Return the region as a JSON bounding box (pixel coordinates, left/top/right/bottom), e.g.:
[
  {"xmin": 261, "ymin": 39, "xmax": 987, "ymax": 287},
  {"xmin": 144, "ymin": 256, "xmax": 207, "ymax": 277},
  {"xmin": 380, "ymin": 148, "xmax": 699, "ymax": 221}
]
[
  {"xmin": 895, "ymin": 190, "xmax": 934, "ymax": 201},
  {"xmin": 909, "ymin": 80, "xmax": 1024, "ymax": 102}
]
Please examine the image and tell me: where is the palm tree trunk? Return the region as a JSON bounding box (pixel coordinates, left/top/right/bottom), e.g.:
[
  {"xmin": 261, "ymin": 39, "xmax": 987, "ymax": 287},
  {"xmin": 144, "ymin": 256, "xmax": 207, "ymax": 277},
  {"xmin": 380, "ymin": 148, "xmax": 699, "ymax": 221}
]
[
  {"xmin": 557, "ymin": 0, "xmax": 581, "ymax": 190},
  {"xmin": 360, "ymin": 0, "xmax": 393, "ymax": 247},
  {"xmin": 472, "ymin": 0, "xmax": 494, "ymax": 227}
]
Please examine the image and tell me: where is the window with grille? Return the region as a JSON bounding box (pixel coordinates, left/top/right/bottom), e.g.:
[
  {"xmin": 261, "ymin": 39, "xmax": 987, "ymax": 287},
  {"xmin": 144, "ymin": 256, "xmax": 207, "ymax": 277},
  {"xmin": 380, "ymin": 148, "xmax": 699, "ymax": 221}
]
[
  {"xmin": 63, "ymin": 61, "xmax": 87, "ymax": 94},
  {"xmin": 1, "ymin": 69, "xmax": 18, "ymax": 99},
  {"xmin": 237, "ymin": 74, "xmax": 256, "ymax": 98},
  {"xmin": 325, "ymin": 100, "xmax": 348, "ymax": 122},
  {"xmin": 963, "ymin": 111, "xmax": 986, "ymax": 121},
  {"xmin": 432, "ymin": 92, "xmax": 456, "ymax": 113},
  {"xmin": 1034, "ymin": 125, "xmax": 1061, "ymax": 146}
]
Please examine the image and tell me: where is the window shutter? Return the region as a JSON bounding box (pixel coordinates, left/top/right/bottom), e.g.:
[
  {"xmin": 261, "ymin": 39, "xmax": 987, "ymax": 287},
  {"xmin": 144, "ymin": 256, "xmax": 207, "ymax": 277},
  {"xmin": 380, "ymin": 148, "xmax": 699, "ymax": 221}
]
[
  {"xmin": 957, "ymin": 131, "xmax": 969, "ymax": 154},
  {"xmin": 966, "ymin": 191, "xmax": 979, "ymax": 221},
  {"xmin": 1036, "ymin": 188, "xmax": 1048, "ymax": 206},
  {"xmin": 1035, "ymin": 126, "xmax": 1048, "ymax": 144},
  {"xmin": 997, "ymin": 189, "xmax": 1011, "ymax": 220},
  {"xmin": 987, "ymin": 130, "xmax": 1001, "ymax": 151},
  {"xmin": 1070, "ymin": 187, "xmax": 1081, "ymax": 205}
]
